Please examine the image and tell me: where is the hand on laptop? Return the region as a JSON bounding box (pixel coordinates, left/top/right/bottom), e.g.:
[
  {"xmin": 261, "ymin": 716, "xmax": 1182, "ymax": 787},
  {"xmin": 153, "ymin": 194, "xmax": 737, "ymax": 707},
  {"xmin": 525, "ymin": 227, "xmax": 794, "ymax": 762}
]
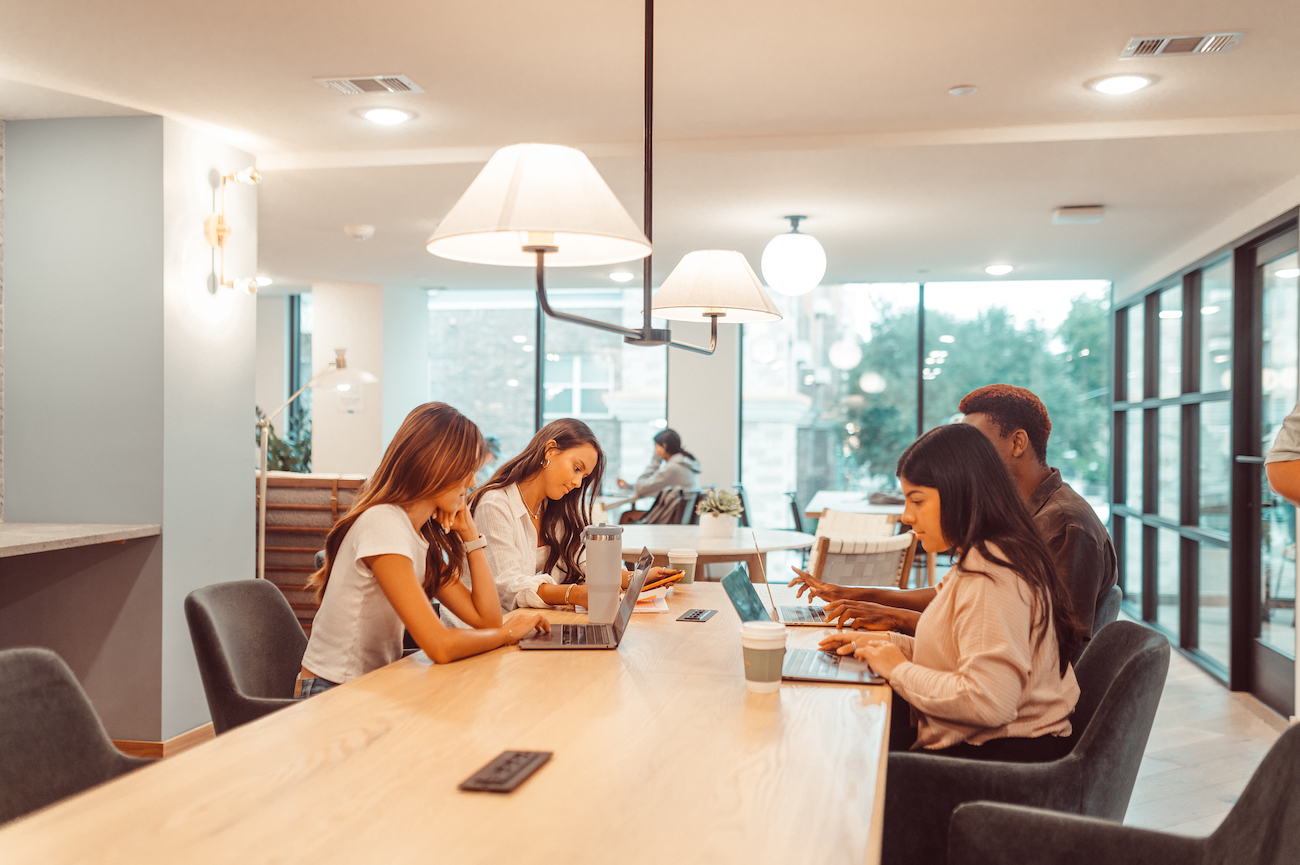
[
  {"xmin": 503, "ymin": 611, "xmax": 551, "ymax": 644},
  {"xmin": 818, "ymin": 631, "xmax": 905, "ymax": 679},
  {"xmin": 824, "ymin": 600, "xmax": 916, "ymax": 634},
  {"xmin": 788, "ymin": 568, "xmax": 849, "ymax": 602}
]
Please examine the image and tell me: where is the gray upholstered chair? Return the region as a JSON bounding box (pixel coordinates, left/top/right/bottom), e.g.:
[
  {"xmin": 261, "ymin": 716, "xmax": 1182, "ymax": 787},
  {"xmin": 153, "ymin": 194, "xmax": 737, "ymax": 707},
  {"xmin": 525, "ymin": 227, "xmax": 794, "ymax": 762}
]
[
  {"xmin": 881, "ymin": 621, "xmax": 1170, "ymax": 865},
  {"xmin": 1094, "ymin": 584, "xmax": 1123, "ymax": 635},
  {"xmin": 947, "ymin": 722, "xmax": 1300, "ymax": 865},
  {"xmin": 185, "ymin": 579, "xmax": 307, "ymax": 735},
  {"xmin": 0, "ymin": 647, "xmax": 153, "ymax": 825}
]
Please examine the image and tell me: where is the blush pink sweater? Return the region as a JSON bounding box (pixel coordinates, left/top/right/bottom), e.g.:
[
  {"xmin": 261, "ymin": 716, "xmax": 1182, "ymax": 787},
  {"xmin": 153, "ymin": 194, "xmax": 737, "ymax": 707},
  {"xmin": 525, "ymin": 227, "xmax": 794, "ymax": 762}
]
[{"xmin": 886, "ymin": 544, "xmax": 1080, "ymax": 750}]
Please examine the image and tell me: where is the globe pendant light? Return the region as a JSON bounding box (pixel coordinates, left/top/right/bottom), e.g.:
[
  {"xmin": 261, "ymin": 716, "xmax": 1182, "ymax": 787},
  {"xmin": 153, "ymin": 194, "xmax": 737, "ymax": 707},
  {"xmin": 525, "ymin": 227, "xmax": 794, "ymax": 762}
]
[{"xmin": 761, "ymin": 215, "xmax": 826, "ymax": 296}]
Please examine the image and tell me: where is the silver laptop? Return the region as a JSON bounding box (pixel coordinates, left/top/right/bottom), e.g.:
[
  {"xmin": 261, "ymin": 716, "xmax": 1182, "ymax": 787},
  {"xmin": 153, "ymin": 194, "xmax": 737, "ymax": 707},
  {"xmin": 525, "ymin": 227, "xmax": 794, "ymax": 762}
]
[
  {"xmin": 519, "ymin": 548, "xmax": 652, "ymax": 650},
  {"xmin": 740, "ymin": 553, "xmax": 835, "ymax": 627}
]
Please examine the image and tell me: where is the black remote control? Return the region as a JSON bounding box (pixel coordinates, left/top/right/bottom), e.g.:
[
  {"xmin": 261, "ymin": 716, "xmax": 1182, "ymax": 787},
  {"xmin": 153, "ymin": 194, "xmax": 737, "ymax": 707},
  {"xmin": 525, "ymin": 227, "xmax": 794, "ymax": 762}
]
[
  {"xmin": 677, "ymin": 608, "xmax": 717, "ymax": 623},
  {"xmin": 458, "ymin": 750, "xmax": 553, "ymax": 793}
]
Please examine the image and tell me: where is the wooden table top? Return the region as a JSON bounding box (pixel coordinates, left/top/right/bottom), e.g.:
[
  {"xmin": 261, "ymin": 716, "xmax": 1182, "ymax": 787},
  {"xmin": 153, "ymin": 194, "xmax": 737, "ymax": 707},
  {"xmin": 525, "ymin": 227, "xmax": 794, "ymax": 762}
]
[
  {"xmin": 804, "ymin": 491, "xmax": 906, "ymax": 519},
  {"xmin": 0, "ymin": 585, "xmax": 891, "ymax": 865},
  {"xmin": 619, "ymin": 524, "xmax": 817, "ymax": 555}
]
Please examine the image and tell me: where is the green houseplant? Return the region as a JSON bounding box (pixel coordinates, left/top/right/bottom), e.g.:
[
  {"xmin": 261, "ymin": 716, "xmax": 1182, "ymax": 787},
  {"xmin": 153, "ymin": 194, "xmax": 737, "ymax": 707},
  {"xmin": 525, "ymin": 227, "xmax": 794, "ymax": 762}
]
[{"xmin": 696, "ymin": 489, "xmax": 743, "ymax": 539}]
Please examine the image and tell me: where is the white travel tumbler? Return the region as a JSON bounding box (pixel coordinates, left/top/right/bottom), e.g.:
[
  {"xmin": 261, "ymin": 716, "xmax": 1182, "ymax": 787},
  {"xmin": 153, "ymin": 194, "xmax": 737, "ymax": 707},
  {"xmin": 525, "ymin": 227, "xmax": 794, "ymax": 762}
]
[{"xmin": 583, "ymin": 523, "xmax": 623, "ymax": 624}]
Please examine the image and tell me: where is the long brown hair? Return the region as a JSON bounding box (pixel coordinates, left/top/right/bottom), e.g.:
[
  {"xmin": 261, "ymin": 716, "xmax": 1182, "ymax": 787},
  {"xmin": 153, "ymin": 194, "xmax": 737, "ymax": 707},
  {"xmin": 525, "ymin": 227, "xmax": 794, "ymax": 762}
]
[
  {"xmin": 309, "ymin": 403, "xmax": 485, "ymax": 602},
  {"xmin": 469, "ymin": 418, "xmax": 604, "ymax": 584},
  {"xmin": 897, "ymin": 423, "xmax": 1086, "ymax": 675}
]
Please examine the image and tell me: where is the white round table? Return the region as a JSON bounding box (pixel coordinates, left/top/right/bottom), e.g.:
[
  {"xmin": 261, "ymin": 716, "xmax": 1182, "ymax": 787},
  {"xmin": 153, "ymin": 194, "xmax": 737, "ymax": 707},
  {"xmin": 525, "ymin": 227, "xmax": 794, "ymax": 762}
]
[{"xmin": 619, "ymin": 525, "xmax": 815, "ymax": 583}]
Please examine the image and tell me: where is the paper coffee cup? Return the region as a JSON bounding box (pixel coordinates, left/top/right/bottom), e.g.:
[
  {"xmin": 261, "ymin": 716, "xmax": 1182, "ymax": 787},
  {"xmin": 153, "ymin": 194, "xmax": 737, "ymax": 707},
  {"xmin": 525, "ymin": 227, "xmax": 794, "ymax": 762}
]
[
  {"xmin": 668, "ymin": 548, "xmax": 698, "ymax": 585},
  {"xmin": 740, "ymin": 621, "xmax": 786, "ymax": 693}
]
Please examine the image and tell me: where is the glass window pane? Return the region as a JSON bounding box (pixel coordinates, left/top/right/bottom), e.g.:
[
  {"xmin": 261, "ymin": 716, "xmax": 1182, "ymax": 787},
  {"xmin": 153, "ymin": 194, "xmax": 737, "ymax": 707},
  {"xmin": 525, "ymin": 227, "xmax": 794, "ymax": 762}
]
[
  {"xmin": 1200, "ymin": 258, "xmax": 1232, "ymax": 393},
  {"xmin": 1126, "ymin": 304, "xmax": 1145, "ymax": 402},
  {"xmin": 1158, "ymin": 287, "xmax": 1183, "ymax": 398},
  {"xmin": 1260, "ymin": 250, "xmax": 1298, "ymax": 659},
  {"xmin": 1126, "ymin": 409, "xmax": 1144, "ymax": 511},
  {"xmin": 742, "ymin": 284, "xmax": 919, "ymax": 529},
  {"xmin": 1199, "ymin": 401, "xmax": 1231, "ymax": 532},
  {"xmin": 428, "ymin": 289, "xmax": 538, "ymax": 463},
  {"xmin": 542, "ymin": 288, "xmax": 667, "ymax": 485},
  {"xmin": 1157, "ymin": 529, "xmax": 1180, "ymax": 638},
  {"xmin": 1157, "ymin": 406, "xmax": 1180, "ymax": 521},
  {"xmin": 1197, "ymin": 543, "xmax": 1230, "ymax": 670},
  {"xmin": 1124, "ymin": 516, "xmax": 1143, "ymax": 600}
]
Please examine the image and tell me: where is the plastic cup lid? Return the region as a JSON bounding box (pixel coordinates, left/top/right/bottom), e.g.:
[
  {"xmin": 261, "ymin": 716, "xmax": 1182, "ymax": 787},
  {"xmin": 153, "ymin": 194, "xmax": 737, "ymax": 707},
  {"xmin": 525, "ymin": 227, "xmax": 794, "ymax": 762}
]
[
  {"xmin": 667, "ymin": 548, "xmax": 697, "ymax": 557},
  {"xmin": 584, "ymin": 523, "xmax": 623, "ymax": 537}
]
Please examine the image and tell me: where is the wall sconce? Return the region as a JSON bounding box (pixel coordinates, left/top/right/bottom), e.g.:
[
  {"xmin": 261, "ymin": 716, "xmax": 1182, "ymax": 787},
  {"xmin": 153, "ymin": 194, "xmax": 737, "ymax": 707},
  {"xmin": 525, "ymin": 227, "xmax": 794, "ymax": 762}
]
[{"xmin": 204, "ymin": 166, "xmax": 261, "ymax": 294}]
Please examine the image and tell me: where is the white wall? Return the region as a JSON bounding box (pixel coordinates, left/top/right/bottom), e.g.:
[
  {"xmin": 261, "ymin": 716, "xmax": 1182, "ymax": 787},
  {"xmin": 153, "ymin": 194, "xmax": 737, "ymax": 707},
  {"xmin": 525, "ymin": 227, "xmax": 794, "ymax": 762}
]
[
  {"xmin": 382, "ymin": 285, "xmax": 430, "ymax": 448},
  {"xmin": 255, "ymin": 294, "xmax": 287, "ymax": 422},
  {"xmin": 667, "ymin": 321, "xmax": 740, "ymax": 489},
  {"xmin": 159, "ymin": 117, "xmax": 257, "ymax": 738},
  {"xmin": 311, "ymin": 281, "xmax": 384, "ymax": 474}
]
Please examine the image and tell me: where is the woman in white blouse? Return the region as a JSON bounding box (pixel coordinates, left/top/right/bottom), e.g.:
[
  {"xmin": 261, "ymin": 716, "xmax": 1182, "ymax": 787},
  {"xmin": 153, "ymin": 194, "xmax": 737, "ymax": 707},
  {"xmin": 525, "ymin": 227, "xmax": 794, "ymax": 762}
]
[
  {"xmin": 471, "ymin": 419, "xmax": 677, "ymax": 611},
  {"xmin": 297, "ymin": 403, "xmax": 549, "ymax": 698}
]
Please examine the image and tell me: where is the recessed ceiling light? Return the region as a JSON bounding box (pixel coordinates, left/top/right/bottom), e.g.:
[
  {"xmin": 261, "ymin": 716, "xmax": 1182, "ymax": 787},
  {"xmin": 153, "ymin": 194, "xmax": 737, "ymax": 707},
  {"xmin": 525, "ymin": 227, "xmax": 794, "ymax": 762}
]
[
  {"xmin": 362, "ymin": 108, "xmax": 414, "ymax": 125},
  {"xmin": 985, "ymin": 264, "xmax": 1013, "ymax": 276},
  {"xmin": 255, "ymin": 276, "xmax": 273, "ymax": 287},
  {"xmin": 1275, "ymin": 268, "xmax": 1300, "ymax": 279},
  {"xmin": 1089, "ymin": 75, "xmax": 1153, "ymax": 95},
  {"xmin": 948, "ymin": 85, "xmax": 978, "ymax": 96},
  {"xmin": 610, "ymin": 271, "xmax": 634, "ymax": 282}
]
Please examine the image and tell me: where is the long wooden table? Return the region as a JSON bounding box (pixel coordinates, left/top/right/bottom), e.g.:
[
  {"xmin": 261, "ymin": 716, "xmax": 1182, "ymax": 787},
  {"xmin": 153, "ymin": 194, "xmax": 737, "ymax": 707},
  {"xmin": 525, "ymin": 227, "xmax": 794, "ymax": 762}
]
[{"xmin": 0, "ymin": 584, "xmax": 891, "ymax": 864}]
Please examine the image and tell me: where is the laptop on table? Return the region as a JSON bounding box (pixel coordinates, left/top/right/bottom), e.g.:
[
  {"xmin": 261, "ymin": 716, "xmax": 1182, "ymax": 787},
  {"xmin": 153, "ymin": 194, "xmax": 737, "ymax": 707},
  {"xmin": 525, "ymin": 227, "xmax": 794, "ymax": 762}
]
[
  {"xmin": 720, "ymin": 565, "xmax": 883, "ymax": 685},
  {"xmin": 519, "ymin": 548, "xmax": 653, "ymax": 650}
]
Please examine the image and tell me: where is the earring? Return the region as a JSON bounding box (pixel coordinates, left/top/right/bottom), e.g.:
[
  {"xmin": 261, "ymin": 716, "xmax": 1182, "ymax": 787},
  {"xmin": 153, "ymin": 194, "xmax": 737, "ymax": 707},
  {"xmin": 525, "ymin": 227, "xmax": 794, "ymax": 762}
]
[{"xmin": 541, "ymin": 458, "xmax": 550, "ymax": 468}]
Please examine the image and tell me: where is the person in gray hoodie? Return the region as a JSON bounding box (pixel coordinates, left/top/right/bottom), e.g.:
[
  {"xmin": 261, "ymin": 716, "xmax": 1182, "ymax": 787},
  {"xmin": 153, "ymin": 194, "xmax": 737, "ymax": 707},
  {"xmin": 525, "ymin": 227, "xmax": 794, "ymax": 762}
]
[{"xmin": 618, "ymin": 429, "xmax": 702, "ymax": 498}]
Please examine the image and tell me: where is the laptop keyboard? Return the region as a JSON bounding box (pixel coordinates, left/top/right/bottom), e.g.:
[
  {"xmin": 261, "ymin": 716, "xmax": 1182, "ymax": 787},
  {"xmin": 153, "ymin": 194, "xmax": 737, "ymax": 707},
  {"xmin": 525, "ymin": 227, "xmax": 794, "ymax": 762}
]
[
  {"xmin": 785, "ymin": 649, "xmax": 844, "ymax": 678},
  {"xmin": 560, "ymin": 624, "xmax": 611, "ymax": 646},
  {"xmin": 780, "ymin": 605, "xmax": 827, "ymax": 623}
]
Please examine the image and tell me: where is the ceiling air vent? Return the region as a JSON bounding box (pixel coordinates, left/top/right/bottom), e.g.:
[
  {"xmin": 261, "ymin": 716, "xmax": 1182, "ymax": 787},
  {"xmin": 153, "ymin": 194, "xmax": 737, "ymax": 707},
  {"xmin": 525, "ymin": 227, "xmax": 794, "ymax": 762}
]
[
  {"xmin": 1120, "ymin": 33, "xmax": 1244, "ymax": 58},
  {"xmin": 314, "ymin": 74, "xmax": 424, "ymax": 95}
]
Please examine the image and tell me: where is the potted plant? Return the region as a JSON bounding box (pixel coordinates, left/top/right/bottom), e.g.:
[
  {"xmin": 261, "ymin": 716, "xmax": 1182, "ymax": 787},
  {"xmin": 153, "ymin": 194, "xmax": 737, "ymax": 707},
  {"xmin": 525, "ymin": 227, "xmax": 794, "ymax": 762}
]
[{"xmin": 696, "ymin": 489, "xmax": 744, "ymax": 539}]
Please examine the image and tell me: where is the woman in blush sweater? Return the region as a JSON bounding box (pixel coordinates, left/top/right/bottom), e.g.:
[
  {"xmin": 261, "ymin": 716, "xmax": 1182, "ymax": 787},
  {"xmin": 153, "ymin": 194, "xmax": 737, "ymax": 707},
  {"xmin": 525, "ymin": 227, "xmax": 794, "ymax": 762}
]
[{"xmin": 822, "ymin": 423, "xmax": 1086, "ymax": 762}]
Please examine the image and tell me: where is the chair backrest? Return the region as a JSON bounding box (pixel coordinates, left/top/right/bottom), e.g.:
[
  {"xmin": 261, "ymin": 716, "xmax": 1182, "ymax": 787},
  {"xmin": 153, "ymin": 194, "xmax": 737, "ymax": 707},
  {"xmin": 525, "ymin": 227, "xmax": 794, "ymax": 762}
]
[
  {"xmin": 1067, "ymin": 620, "xmax": 1171, "ymax": 819},
  {"xmin": 185, "ymin": 580, "xmax": 308, "ymax": 734},
  {"xmin": 733, "ymin": 484, "xmax": 751, "ymax": 527},
  {"xmin": 640, "ymin": 487, "xmax": 687, "ymax": 524},
  {"xmin": 1093, "ymin": 584, "xmax": 1122, "ymax": 636},
  {"xmin": 1205, "ymin": 723, "xmax": 1300, "ymax": 865},
  {"xmin": 812, "ymin": 532, "xmax": 918, "ymax": 588},
  {"xmin": 0, "ymin": 648, "xmax": 152, "ymax": 825},
  {"xmin": 808, "ymin": 508, "xmax": 901, "ymax": 573},
  {"xmin": 786, "ymin": 493, "xmax": 804, "ymax": 533},
  {"xmin": 679, "ymin": 490, "xmax": 702, "ymax": 525}
]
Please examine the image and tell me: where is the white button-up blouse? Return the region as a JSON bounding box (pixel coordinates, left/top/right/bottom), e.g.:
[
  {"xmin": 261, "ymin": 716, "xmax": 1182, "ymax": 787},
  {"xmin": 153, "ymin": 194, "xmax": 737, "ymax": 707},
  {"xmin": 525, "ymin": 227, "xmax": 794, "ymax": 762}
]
[{"xmin": 472, "ymin": 483, "xmax": 586, "ymax": 611}]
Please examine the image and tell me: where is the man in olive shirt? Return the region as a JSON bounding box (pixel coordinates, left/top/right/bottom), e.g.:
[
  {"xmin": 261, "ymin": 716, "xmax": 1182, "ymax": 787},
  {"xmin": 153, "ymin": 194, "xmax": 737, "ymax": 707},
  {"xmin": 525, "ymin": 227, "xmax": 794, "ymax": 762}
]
[{"xmin": 793, "ymin": 384, "xmax": 1118, "ymax": 651}]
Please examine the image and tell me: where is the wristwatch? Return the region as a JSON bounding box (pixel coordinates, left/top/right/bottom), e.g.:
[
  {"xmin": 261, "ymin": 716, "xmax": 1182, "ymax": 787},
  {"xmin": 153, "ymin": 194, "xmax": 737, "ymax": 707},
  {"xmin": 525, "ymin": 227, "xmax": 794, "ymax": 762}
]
[{"xmin": 462, "ymin": 534, "xmax": 487, "ymax": 553}]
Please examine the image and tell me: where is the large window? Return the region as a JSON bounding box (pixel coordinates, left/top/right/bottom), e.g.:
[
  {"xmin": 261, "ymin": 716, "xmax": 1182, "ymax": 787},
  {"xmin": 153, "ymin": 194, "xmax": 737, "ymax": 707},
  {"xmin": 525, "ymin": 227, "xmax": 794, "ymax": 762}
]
[
  {"xmin": 427, "ymin": 287, "xmax": 666, "ymax": 490},
  {"xmin": 741, "ymin": 281, "xmax": 1111, "ymax": 529}
]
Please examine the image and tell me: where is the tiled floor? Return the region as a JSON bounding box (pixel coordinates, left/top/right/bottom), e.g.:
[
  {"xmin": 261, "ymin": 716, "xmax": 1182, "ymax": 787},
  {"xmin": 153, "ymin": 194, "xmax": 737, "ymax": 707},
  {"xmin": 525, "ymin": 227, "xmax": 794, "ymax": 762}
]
[{"xmin": 1125, "ymin": 644, "xmax": 1291, "ymax": 837}]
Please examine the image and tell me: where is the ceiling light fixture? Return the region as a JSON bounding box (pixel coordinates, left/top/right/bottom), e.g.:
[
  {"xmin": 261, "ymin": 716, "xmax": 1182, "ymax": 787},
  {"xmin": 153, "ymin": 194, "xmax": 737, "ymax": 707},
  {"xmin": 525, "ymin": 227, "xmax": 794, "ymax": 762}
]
[
  {"xmin": 985, "ymin": 264, "xmax": 1014, "ymax": 276},
  {"xmin": 948, "ymin": 85, "xmax": 978, "ymax": 96},
  {"xmin": 425, "ymin": 0, "xmax": 781, "ymax": 378},
  {"xmin": 761, "ymin": 215, "xmax": 827, "ymax": 296},
  {"xmin": 203, "ymin": 166, "xmax": 262, "ymax": 294},
  {"xmin": 344, "ymin": 224, "xmax": 375, "ymax": 241},
  {"xmin": 255, "ymin": 277, "xmax": 274, "ymax": 287},
  {"xmin": 1275, "ymin": 268, "xmax": 1300, "ymax": 279},
  {"xmin": 610, "ymin": 271, "xmax": 634, "ymax": 282},
  {"xmin": 362, "ymin": 108, "xmax": 415, "ymax": 125},
  {"xmin": 1090, "ymin": 75, "xmax": 1153, "ymax": 95}
]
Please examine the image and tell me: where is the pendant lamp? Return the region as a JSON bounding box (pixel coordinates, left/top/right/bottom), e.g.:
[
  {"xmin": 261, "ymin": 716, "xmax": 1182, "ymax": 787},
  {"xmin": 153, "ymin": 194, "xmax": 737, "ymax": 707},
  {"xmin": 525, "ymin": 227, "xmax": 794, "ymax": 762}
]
[{"xmin": 761, "ymin": 215, "xmax": 827, "ymax": 296}]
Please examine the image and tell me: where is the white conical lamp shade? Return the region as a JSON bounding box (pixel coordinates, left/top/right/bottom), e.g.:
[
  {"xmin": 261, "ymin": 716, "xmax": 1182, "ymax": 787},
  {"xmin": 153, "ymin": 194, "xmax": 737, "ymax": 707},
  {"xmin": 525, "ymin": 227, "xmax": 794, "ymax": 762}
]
[
  {"xmin": 426, "ymin": 143, "xmax": 652, "ymax": 267},
  {"xmin": 651, "ymin": 250, "xmax": 782, "ymax": 324},
  {"xmin": 761, "ymin": 230, "xmax": 826, "ymax": 296},
  {"xmin": 313, "ymin": 348, "xmax": 379, "ymax": 390}
]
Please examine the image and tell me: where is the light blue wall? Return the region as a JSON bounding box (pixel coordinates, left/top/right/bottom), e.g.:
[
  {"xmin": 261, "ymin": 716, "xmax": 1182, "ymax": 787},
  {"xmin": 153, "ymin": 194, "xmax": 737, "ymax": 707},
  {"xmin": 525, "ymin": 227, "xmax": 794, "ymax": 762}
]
[{"xmin": 382, "ymin": 285, "xmax": 430, "ymax": 448}]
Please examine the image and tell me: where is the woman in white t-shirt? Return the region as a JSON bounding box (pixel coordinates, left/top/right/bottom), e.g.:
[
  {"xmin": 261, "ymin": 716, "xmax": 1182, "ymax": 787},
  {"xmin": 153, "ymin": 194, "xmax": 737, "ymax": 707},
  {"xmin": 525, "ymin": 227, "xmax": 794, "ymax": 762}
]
[
  {"xmin": 297, "ymin": 403, "xmax": 550, "ymax": 697},
  {"xmin": 469, "ymin": 419, "xmax": 676, "ymax": 612}
]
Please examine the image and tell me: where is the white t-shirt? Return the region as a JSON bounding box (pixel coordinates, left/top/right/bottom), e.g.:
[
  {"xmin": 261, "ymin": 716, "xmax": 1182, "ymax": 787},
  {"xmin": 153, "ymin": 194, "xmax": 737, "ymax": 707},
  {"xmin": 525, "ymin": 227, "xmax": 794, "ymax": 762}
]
[{"xmin": 301, "ymin": 504, "xmax": 428, "ymax": 683}]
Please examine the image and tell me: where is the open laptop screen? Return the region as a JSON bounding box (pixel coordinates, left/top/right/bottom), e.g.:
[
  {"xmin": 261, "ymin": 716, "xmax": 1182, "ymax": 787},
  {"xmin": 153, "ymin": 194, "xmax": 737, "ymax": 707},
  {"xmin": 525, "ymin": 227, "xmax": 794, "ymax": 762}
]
[
  {"xmin": 611, "ymin": 548, "xmax": 654, "ymax": 639},
  {"xmin": 720, "ymin": 565, "xmax": 773, "ymax": 623}
]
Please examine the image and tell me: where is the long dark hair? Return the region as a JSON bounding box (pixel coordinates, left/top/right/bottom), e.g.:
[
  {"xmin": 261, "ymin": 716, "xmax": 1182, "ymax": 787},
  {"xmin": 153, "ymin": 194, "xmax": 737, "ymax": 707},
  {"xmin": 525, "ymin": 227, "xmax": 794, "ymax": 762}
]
[
  {"xmin": 310, "ymin": 403, "xmax": 485, "ymax": 602},
  {"xmin": 897, "ymin": 423, "xmax": 1085, "ymax": 674},
  {"xmin": 470, "ymin": 419, "xmax": 605, "ymax": 584},
  {"xmin": 654, "ymin": 428, "xmax": 696, "ymax": 462}
]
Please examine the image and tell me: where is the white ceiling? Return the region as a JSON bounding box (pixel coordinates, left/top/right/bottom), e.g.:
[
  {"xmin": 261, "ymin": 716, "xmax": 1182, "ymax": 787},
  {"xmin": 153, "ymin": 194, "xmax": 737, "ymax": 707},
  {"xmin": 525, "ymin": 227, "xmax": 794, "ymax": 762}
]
[{"xmin": 1, "ymin": 0, "xmax": 1297, "ymax": 291}]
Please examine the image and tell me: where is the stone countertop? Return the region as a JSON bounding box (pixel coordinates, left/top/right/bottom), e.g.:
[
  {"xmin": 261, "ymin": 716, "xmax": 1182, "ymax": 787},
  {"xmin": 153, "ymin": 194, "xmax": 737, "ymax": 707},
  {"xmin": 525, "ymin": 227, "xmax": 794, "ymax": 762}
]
[{"xmin": 0, "ymin": 523, "xmax": 161, "ymax": 559}]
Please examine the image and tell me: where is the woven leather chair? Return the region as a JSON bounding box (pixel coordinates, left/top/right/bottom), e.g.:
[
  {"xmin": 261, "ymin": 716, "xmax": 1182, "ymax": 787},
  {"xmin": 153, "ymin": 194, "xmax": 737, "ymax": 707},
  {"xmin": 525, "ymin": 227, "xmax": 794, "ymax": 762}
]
[
  {"xmin": 185, "ymin": 580, "xmax": 307, "ymax": 734},
  {"xmin": 882, "ymin": 621, "xmax": 1170, "ymax": 865},
  {"xmin": 810, "ymin": 532, "xmax": 918, "ymax": 588},
  {"xmin": 948, "ymin": 722, "xmax": 1300, "ymax": 865},
  {"xmin": 0, "ymin": 648, "xmax": 153, "ymax": 825}
]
